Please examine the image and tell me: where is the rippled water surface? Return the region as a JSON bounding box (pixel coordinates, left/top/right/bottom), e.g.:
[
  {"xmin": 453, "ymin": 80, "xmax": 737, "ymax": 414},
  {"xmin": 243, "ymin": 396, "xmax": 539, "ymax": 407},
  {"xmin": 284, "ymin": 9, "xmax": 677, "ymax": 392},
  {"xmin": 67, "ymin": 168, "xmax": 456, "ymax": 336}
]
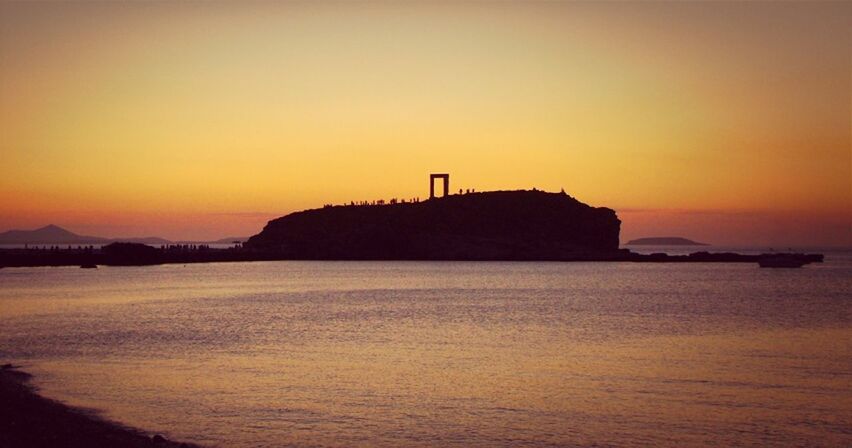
[{"xmin": 1, "ymin": 257, "xmax": 850, "ymax": 447}]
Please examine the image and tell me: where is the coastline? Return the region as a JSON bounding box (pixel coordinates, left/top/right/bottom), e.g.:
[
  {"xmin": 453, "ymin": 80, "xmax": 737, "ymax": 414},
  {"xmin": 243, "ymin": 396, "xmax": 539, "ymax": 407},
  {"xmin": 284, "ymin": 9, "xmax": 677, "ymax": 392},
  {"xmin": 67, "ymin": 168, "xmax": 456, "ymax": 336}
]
[
  {"xmin": 0, "ymin": 364, "xmax": 199, "ymax": 448},
  {"xmin": 0, "ymin": 245, "xmax": 824, "ymax": 268}
]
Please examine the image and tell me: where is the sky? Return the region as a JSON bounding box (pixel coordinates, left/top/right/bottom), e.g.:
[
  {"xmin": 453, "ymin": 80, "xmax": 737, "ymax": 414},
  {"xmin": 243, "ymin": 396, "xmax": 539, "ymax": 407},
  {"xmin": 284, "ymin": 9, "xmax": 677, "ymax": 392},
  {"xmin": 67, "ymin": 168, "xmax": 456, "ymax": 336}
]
[{"xmin": 1, "ymin": 1, "xmax": 849, "ymax": 245}]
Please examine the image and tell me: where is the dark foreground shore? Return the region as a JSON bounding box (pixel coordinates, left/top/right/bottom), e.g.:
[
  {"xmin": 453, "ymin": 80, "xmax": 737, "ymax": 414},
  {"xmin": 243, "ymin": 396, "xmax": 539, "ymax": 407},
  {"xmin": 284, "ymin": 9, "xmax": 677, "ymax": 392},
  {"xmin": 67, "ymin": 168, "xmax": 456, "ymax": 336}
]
[{"xmin": 0, "ymin": 364, "xmax": 198, "ymax": 448}]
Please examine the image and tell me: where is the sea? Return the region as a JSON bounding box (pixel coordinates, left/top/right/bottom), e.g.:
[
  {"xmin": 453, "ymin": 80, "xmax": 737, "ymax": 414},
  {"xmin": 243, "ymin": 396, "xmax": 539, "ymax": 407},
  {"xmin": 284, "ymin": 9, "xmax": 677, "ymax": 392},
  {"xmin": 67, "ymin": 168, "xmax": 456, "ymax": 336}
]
[{"xmin": 1, "ymin": 246, "xmax": 850, "ymax": 447}]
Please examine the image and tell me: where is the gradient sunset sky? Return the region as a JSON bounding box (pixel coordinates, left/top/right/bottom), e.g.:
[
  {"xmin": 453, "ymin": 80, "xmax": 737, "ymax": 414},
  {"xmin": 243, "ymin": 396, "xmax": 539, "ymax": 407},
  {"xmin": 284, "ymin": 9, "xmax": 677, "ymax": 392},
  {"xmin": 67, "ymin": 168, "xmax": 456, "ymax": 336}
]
[{"xmin": 1, "ymin": 1, "xmax": 849, "ymax": 245}]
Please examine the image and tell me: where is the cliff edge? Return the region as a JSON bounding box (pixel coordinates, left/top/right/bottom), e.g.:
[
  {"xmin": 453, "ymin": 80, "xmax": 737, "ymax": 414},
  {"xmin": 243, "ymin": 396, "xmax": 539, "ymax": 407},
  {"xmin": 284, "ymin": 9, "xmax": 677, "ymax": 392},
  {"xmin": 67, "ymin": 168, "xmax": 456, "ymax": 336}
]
[{"xmin": 244, "ymin": 190, "xmax": 620, "ymax": 260}]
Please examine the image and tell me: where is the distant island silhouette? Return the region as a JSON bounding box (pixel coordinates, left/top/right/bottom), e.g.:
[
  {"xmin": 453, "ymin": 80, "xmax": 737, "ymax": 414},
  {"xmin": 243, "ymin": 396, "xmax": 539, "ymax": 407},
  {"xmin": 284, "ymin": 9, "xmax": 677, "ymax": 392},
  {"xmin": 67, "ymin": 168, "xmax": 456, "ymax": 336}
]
[
  {"xmin": 0, "ymin": 224, "xmax": 245, "ymax": 246},
  {"xmin": 626, "ymin": 237, "xmax": 708, "ymax": 246}
]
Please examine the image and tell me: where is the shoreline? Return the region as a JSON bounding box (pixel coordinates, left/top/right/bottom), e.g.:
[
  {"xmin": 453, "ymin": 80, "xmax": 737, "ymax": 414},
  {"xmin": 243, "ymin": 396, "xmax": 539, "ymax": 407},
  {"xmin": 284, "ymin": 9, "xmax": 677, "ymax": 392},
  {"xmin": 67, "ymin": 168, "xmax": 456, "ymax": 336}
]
[
  {"xmin": 0, "ymin": 245, "xmax": 825, "ymax": 268},
  {"xmin": 0, "ymin": 364, "xmax": 200, "ymax": 448}
]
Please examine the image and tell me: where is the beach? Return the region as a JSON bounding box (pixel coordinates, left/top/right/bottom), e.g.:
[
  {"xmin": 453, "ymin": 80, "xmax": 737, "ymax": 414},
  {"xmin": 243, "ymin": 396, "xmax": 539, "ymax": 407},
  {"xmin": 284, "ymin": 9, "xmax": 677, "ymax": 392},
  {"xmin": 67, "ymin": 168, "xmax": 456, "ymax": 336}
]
[{"xmin": 0, "ymin": 364, "xmax": 197, "ymax": 448}]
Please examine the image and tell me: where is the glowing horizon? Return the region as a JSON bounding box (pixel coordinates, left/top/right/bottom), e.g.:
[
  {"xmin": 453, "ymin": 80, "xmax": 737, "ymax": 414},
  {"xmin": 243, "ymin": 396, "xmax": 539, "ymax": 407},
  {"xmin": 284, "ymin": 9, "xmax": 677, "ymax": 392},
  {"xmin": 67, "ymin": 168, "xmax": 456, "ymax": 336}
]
[{"xmin": 1, "ymin": 2, "xmax": 849, "ymax": 245}]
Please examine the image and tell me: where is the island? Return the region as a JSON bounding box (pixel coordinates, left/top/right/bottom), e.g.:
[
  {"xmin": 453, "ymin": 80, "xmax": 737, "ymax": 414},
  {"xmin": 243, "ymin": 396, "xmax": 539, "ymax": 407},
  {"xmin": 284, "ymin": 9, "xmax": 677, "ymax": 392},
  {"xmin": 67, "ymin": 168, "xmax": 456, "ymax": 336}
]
[
  {"xmin": 245, "ymin": 189, "xmax": 620, "ymax": 260},
  {"xmin": 0, "ymin": 182, "xmax": 823, "ymax": 267},
  {"xmin": 0, "ymin": 224, "xmax": 244, "ymax": 246},
  {"xmin": 626, "ymin": 237, "xmax": 708, "ymax": 246}
]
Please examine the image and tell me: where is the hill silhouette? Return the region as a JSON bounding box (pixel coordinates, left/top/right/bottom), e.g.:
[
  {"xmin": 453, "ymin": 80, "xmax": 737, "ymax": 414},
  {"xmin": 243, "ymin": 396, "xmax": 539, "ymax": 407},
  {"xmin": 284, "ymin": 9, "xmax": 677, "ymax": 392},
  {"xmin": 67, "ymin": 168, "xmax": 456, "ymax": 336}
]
[
  {"xmin": 0, "ymin": 197, "xmax": 824, "ymax": 267},
  {"xmin": 207, "ymin": 236, "xmax": 249, "ymax": 244},
  {"xmin": 0, "ymin": 225, "xmax": 110, "ymax": 245},
  {"xmin": 0, "ymin": 225, "xmax": 240, "ymax": 246},
  {"xmin": 245, "ymin": 190, "xmax": 621, "ymax": 260}
]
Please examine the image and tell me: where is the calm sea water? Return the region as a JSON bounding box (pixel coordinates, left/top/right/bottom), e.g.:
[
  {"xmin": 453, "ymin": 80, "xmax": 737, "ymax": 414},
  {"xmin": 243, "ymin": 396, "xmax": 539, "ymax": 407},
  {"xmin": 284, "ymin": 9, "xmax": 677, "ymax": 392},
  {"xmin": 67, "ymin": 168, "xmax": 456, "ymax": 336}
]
[{"xmin": 1, "ymin": 253, "xmax": 850, "ymax": 447}]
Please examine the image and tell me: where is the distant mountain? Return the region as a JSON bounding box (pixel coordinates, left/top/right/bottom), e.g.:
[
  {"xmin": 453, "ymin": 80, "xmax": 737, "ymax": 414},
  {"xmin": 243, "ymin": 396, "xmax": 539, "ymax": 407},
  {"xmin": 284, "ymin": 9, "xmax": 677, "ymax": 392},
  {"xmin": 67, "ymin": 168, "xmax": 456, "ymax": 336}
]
[
  {"xmin": 0, "ymin": 225, "xmax": 169, "ymax": 245},
  {"xmin": 207, "ymin": 236, "xmax": 249, "ymax": 244},
  {"xmin": 625, "ymin": 237, "xmax": 708, "ymax": 246},
  {"xmin": 116, "ymin": 237, "xmax": 173, "ymax": 245},
  {"xmin": 0, "ymin": 225, "xmax": 109, "ymax": 245},
  {"xmin": 0, "ymin": 225, "xmax": 245, "ymax": 246}
]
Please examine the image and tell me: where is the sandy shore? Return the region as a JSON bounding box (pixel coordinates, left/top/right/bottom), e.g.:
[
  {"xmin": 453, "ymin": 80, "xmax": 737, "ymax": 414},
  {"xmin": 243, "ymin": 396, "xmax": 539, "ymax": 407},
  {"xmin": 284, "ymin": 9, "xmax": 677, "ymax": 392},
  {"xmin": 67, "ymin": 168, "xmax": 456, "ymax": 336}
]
[{"xmin": 0, "ymin": 364, "xmax": 200, "ymax": 448}]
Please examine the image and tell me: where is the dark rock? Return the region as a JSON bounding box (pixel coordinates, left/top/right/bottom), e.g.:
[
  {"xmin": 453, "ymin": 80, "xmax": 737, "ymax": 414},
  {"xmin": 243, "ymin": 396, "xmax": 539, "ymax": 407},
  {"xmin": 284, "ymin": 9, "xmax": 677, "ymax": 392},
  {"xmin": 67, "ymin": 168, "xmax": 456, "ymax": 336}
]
[
  {"xmin": 245, "ymin": 190, "xmax": 621, "ymax": 260},
  {"xmin": 152, "ymin": 434, "xmax": 167, "ymax": 444}
]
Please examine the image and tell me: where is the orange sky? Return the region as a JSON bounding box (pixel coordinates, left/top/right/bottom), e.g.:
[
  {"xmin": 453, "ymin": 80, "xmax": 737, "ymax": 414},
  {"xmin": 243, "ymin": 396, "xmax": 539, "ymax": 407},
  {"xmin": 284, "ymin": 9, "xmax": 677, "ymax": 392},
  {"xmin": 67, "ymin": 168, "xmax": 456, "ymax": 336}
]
[{"xmin": 1, "ymin": 1, "xmax": 849, "ymax": 245}]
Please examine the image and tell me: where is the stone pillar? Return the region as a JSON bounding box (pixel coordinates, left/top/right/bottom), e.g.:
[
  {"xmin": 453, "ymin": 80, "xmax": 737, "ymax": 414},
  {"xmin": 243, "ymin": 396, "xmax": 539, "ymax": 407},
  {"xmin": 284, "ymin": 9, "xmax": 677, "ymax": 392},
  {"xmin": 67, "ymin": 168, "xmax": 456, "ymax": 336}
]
[{"xmin": 429, "ymin": 173, "xmax": 449, "ymax": 199}]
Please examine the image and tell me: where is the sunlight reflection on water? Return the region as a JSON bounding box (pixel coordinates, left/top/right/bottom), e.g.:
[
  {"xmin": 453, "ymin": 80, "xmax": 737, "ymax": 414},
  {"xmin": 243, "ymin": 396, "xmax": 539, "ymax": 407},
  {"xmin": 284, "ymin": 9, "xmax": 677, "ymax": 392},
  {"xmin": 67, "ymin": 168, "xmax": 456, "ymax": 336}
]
[{"xmin": 1, "ymin": 259, "xmax": 850, "ymax": 447}]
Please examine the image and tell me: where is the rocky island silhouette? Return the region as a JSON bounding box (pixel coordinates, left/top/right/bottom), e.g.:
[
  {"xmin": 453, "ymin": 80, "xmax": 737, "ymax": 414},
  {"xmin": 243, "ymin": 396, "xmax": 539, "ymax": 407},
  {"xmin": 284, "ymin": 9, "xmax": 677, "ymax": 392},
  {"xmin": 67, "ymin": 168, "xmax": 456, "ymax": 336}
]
[
  {"xmin": 245, "ymin": 189, "xmax": 620, "ymax": 260},
  {"xmin": 0, "ymin": 175, "xmax": 823, "ymax": 268}
]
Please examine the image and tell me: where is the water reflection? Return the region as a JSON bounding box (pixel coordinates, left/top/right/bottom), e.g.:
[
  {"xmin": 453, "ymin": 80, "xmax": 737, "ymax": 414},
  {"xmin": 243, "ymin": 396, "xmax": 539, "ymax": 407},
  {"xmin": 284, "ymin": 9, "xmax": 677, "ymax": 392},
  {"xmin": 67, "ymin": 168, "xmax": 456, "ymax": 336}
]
[{"xmin": 1, "ymin": 261, "xmax": 850, "ymax": 446}]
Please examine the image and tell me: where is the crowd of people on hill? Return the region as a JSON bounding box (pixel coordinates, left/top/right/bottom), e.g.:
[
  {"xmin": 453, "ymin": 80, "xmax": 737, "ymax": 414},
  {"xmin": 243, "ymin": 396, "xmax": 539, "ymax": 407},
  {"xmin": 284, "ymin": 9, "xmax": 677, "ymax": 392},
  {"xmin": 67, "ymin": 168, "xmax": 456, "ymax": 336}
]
[
  {"xmin": 324, "ymin": 197, "xmax": 423, "ymax": 208},
  {"xmin": 21, "ymin": 245, "xmax": 97, "ymax": 252},
  {"xmin": 322, "ymin": 187, "xmax": 488, "ymax": 209},
  {"xmin": 160, "ymin": 244, "xmax": 212, "ymax": 252}
]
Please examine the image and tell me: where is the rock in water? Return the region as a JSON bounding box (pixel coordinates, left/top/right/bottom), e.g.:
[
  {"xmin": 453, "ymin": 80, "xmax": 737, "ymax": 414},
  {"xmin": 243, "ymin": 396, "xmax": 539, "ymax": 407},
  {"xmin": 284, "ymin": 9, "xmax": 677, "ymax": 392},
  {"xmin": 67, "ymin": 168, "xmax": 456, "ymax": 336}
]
[{"xmin": 245, "ymin": 190, "xmax": 620, "ymax": 260}]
